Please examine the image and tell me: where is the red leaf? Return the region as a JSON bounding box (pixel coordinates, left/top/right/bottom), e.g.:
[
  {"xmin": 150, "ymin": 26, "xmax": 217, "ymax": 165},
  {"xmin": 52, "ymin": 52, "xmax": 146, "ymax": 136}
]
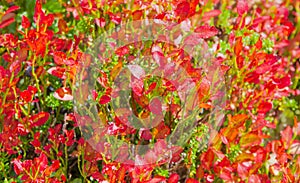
[
  {"xmin": 0, "ymin": 17, "xmax": 15, "ymax": 28},
  {"xmin": 34, "ymin": 152, "xmax": 48, "ymax": 171},
  {"xmin": 97, "ymin": 71, "xmax": 109, "ymax": 88},
  {"xmin": 53, "ymin": 87, "xmax": 73, "ymax": 101},
  {"xmin": 132, "ymin": 93, "xmax": 149, "ymax": 109},
  {"xmin": 154, "ymin": 122, "xmax": 170, "ymax": 139},
  {"xmin": 131, "ymin": 77, "xmax": 144, "ymax": 96},
  {"xmin": 201, "ymin": 148, "xmax": 215, "ymax": 169},
  {"xmin": 65, "ymin": 57, "xmax": 76, "ymax": 65},
  {"xmin": 237, "ymin": 0, "xmax": 249, "ymax": 16},
  {"xmin": 258, "ymin": 101, "xmax": 272, "ymax": 114},
  {"xmin": 183, "ymin": 34, "xmax": 202, "ymax": 47},
  {"xmin": 47, "ymin": 67, "xmax": 66, "ymax": 79},
  {"xmin": 219, "ymin": 167, "xmax": 233, "ymax": 180},
  {"xmin": 152, "ymin": 51, "xmax": 166, "ymax": 68},
  {"xmin": 197, "ymin": 77, "xmax": 210, "ymax": 100},
  {"xmin": 53, "ymin": 51, "xmax": 67, "ymax": 65},
  {"xmin": 30, "ymin": 112, "xmax": 50, "ymax": 127},
  {"xmin": 140, "ymin": 129, "xmax": 152, "ymax": 140},
  {"xmin": 273, "ymin": 75, "xmax": 291, "ymax": 89},
  {"xmin": 168, "ymin": 173, "xmax": 180, "ymax": 183},
  {"xmin": 34, "ymin": 0, "xmax": 45, "ymax": 25},
  {"xmin": 45, "ymin": 160, "xmax": 60, "ymax": 176},
  {"xmin": 20, "ymin": 90, "xmax": 32, "ymax": 103},
  {"xmin": 5, "ymin": 6, "xmax": 20, "ymax": 14},
  {"xmin": 194, "ymin": 25, "xmax": 219, "ymax": 39},
  {"xmin": 99, "ymin": 94, "xmax": 111, "ymax": 104},
  {"xmin": 115, "ymin": 46, "xmax": 130, "ymax": 57},
  {"xmin": 205, "ymin": 174, "xmax": 215, "ymax": 183},
  {"xmin": 50, "ymin": 160, "xmax": 60, "ymax": 172},
  {"xmin": 91, "ymin": 90, "xmax": 98, "ymax": 100},
  {"xmin": 145, "ymin": 82, "xmax": 157, "ymax": 94},
  {"xmin": 17, "ymin": 48, "xmax": 28, "ymax": 62},
  {"xmin": 145, "ymin": 176, "xmax": 166, "ymax": 183},
  {"xmin": 175, "ymin": 2, "xmax": 190, "ymax": 19},
  {"xmin": 236, "ymin": 55, "xmax": 244, "ymax": 69},
  {"xmin": 202, "ymin": 10, "xmax": 221, "ymax": 21},
  {"xmin": 186, "ymin": 178, "xmax": 199, "ymax": 183},
  {"xmin": 31, "ymin": 138, "xmax": 41, "ymax": 148},
  {"xmin": 109, "ymin": 13, "xmax": 121, "ymax": 24},
  {"xmin": 13, "ymin": 159, "xmax": 23, "ymax": 175},
  {"xmin": 149, "ymin": 98, "xmax": 162, "ymax": 115},
  {"xmin": 95, "ymin": 17, "xmax": 106, "ymax": 28},
  {"xmin": 91, "ymin": 172, "xmax": 104, "ymax": 181}
]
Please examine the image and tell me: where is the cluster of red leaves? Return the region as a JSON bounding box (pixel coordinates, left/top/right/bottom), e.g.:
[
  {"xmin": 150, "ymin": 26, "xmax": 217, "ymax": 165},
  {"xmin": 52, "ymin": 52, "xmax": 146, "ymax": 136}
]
[
  {"xmin": 0, "ymin": 0, "xmax": 300, "ymax": 182},
  {"xmin": 198, "ymin": 1, "xmax": 300, "ymax": 182},
  {"xmin": 13, "ymin": 153, "xmax": 65, "ymax": 183}
]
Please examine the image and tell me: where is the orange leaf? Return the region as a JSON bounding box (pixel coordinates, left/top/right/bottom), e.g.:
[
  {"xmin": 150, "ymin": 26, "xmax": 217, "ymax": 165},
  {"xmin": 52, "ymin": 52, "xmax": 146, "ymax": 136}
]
[
  {"xmin": 58, "ymin": 19, "xmax": 68, "ymax": 33},
  {"xmin": 255, "ymin": 38, "xmax": 262, "ymax": 49},
  {"xmin": 199, "ymin": 102, "xmax": 212, "ymax": 109},
  {"xmin": 234, "ymin": 37, "xmax": 243, "ymax": 56},
  {"xmin": 117, "ymin": 166, "xmax": 126, "ymax": 181},
  {"xmin": 110, "ymin": 60, "xmax": 123, "ymax": 81},
  {"xmin": 132, "ymin": 10, "xmax": 143, "ymax": 20},
  {"xmin": 196, "ymin": 166, "xmax": 204, "ymax": 179},
  {"xmin": 229, "ymin": 114, "xmax": 248, "ymax": 128},
  {"xmin": 235, "ymin": 153, "xmax": 254, "ymax": 162},
  {"xmin": 223, "ymin": 127, "xmax": 239, "ymax": 143},
  {"xmin": 211, "ymin": 134, "xmax": 222, "ymax": 150},
  {"xmin": 239, "ymin": 133, "xmax": 261, "ymax": 148}
]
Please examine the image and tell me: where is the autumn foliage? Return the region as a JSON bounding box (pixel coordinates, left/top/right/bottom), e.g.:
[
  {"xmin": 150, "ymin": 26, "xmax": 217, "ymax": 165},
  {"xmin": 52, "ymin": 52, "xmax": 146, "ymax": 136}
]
[{"xmin": 0, "ymin": 0, "xmax": 300, "ymax": 182}]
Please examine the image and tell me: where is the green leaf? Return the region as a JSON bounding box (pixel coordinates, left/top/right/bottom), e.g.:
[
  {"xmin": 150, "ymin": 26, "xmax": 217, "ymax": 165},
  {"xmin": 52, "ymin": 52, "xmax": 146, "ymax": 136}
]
[
  {"xmin": 70, "ymin": 178, "xmax": 83, "ymax": 183},
  {"xmin": 43, "ymin": 0, "xmax": 64, "ymax": 13},
  {"xmin": 154, "ymin": 167, "xmax": 169, "ymax": 177}
]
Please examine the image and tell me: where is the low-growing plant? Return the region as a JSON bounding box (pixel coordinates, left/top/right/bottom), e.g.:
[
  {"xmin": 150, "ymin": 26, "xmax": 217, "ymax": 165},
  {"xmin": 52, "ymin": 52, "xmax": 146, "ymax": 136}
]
[{"xmin": 0, "ymin": 0, "xmax": 300, "ymax": 182}]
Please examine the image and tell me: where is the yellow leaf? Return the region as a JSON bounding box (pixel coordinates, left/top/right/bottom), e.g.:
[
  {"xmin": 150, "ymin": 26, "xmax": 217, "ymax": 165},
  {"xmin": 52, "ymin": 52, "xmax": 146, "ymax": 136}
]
[
  {"xmin": 110, "ymin": 60, "xmax": 123, "ymax": 81},
  {"xmin": 239, "ymin": 133, "xmax": 261, "ymax": 148}
]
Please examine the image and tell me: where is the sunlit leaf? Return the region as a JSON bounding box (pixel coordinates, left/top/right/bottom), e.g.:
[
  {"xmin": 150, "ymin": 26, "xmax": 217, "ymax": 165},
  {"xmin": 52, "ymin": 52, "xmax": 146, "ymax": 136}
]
[
  {"xmin": 53, "ymin": 87, "xmax": 73, "ymax": 101},
  {"xmin": 30, "ymin": 112, "xmax": 50, "ymax": 127},
  {"xmin": 237, "ymin": 0, "xmax": 249, "ymax": 16},
  {"xmin": 229, "ymin": 114, "xmax": 248, "ymax": 128},
  {"xmin": 239, "ymin": 133, "xmax": 261, "ymax": 148},
  {"xmin": 110, "ymin": 60, "xmax": 123, "ymax": 81},
  {"xmin": 194, "ymin": 25, "xmax": 219, "ymax": 39}
]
